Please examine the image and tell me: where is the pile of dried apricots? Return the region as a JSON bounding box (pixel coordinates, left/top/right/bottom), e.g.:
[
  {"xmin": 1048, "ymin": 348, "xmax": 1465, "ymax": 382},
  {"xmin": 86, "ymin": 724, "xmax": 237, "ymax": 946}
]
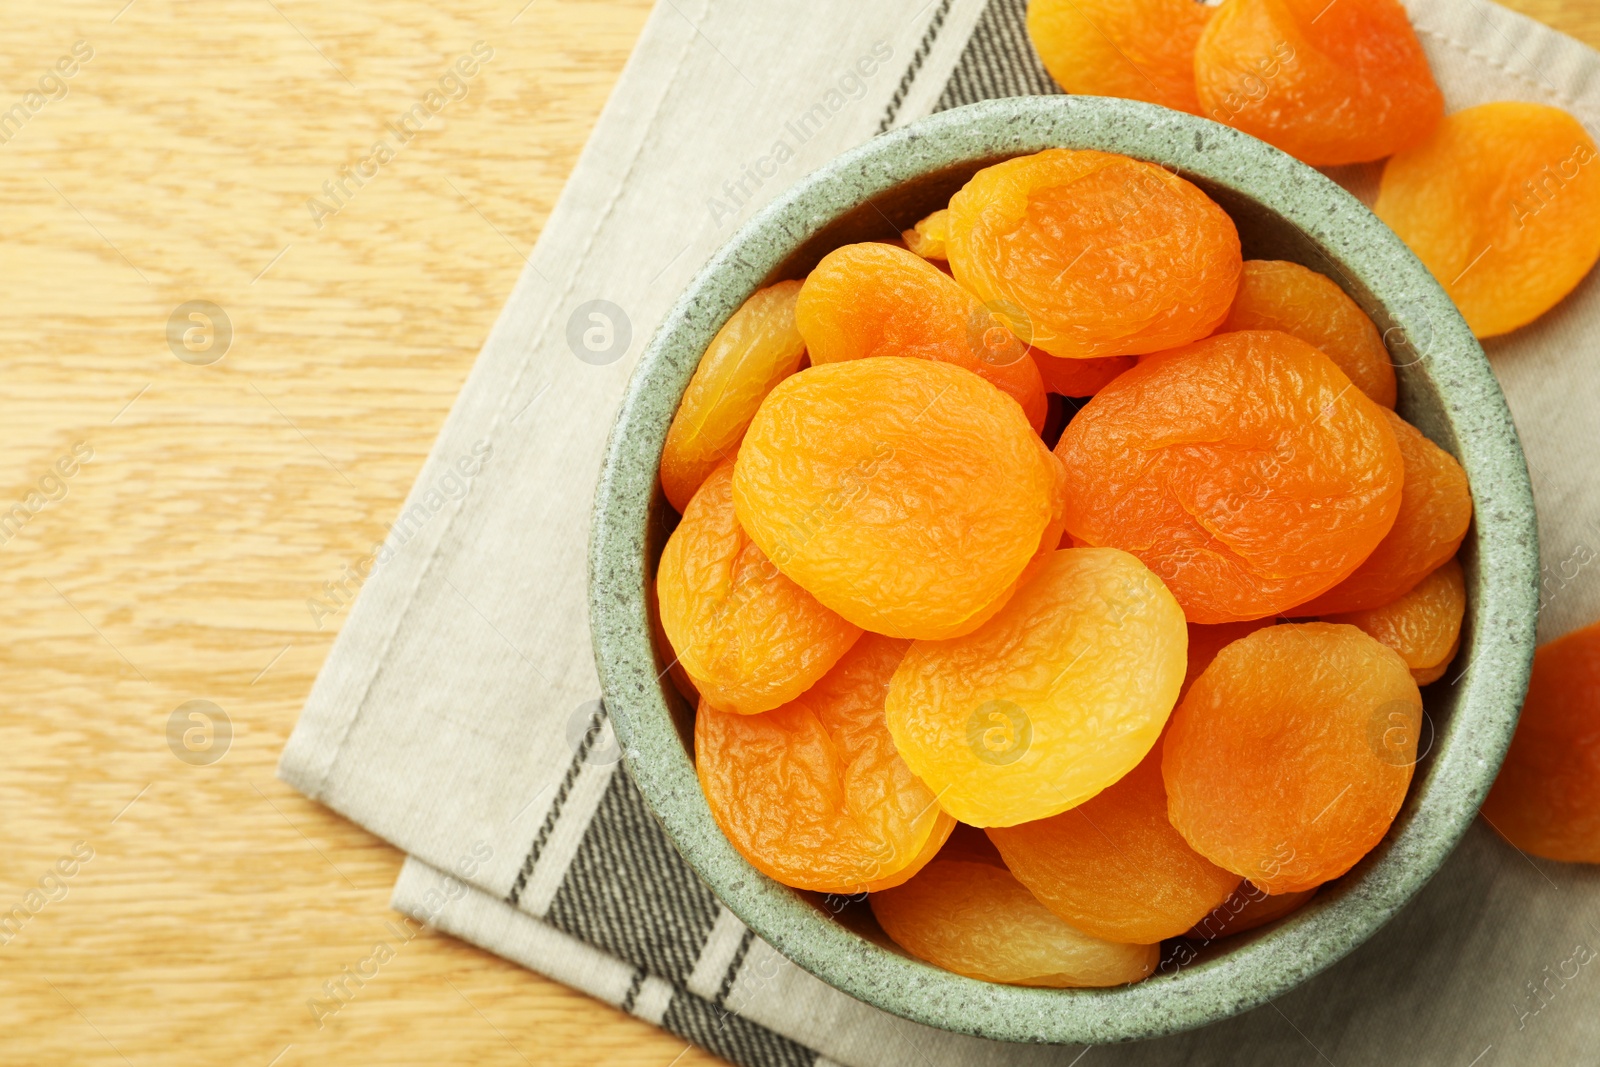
[
  {"xmin": 648, "ymin": 0, "xmax": 1600, "ymax": 990},
  {"xmin": 1029, "ymin": 0, "xmax": 1600, "ymax": 339}
]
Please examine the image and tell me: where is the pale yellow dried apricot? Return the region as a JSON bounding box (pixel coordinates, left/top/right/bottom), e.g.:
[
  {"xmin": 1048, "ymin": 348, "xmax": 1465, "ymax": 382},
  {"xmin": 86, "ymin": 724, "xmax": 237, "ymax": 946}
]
[
  {"xmin": 870, "ymin": 858, "xmax": 1158, "ymax": 987},
  {"xmin": 902, "ymin": 209, "xmax": 949, "ymax": 260},
  {"xmin": 885, "ymin": 548, "xmax": 1187, "ymax": 827},
  {"xmin": 661, "ymin": 282, "xmax": 806, "ymax": 513}
]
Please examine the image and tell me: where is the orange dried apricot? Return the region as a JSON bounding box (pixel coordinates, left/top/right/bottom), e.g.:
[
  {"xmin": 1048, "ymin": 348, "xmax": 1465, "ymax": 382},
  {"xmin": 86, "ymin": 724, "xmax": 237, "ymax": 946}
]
[
  {"xmin": 870, "ymin": 858, "xmax": 1158, "ymax": 987},
  {"xmin": 1221, "ymin": 260, "xmax": 1396, "ymax": 408},
  {"xmin": 1291, "ymin": 409, "xmax": 1471, "ymax": 616},
  {"xmin": 1056, "ymin": 331, "xmax": 1405, "ymax": 624},
  {"xmin": 902, "ymin": 209, "xmax": 949, "ymax": 260},
  {"xmin": 1325, "ymin": 557, "xmax": 1465, "ymax": 685},
  {"xmin": 796, "ymin": 242, "xmax": 1047, "ymax": 431},
  {"xmin": 696, "ymin": 633, "xmax": 955, "ymax": 893},
  {"xmin": 945, "ymin": 149, "xmax": 1242, "ymax": 359},
  {"xmin": 885, "ymin": 547, "xmax": 1187, "ymax": 827},
  {"xmin": 1194, "ymin": 0, "xmax": 1443, "ymax": 166},
  {"xmin": 661, "ymin": 282, "xmax": 807, "ymax": 513},
  {"xmin": 1187, "ymin": 882, "xmax": 1316, "ymax": 940},
  {"xmin": 1164, "ymin": 622, "xmax": 1422, "ymax": 893},
  {"xmin": 1026, "ymin": 0, "xmax": 1214, "ymax": 115},
  {"xmin": 1481, "ymin": 619, "xmax": 1600, "ymax": 863},
  {"xmin": 1375, "ymin": 101, "xmax": 1600, "ymax": 338},
  {"xmin": 657, "ymin": 462, "xmax": 861, "ymax": 713},
  {"xmin": 988, "ymin": 745, "xmax": 1241, "ymax": 943},
  {"xmin": 733, "ymin": 358, "xmax": 1062, "ymax": 640},
  {"xmin": 1035, "ymin": 352, "xmax": 1137, "ymax": 398}
]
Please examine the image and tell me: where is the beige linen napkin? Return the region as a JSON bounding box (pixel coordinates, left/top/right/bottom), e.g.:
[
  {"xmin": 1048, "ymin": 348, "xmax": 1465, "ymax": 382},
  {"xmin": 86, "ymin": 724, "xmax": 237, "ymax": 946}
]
[{"xmin": 282, "ymin": 1, "xmax": 1600, "ymax": 1063}]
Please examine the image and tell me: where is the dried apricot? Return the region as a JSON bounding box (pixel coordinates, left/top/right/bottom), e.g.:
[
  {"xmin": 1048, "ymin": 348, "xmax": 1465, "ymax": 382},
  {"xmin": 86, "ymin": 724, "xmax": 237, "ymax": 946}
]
[
  {"xmin": 1026, "ymin": 0, "xmax": 1214, "ymax": 115},
  {"xmin": 1194, "ymin": 0, "xmax": 1442, "ymax": 166},
  {"xmin": 1187, "ymin": 882, "xmax": 1315, "ymax": 940},
  {"xmin": 1291, "ymin": 409, "xmax": 1471, "ymax": 616},
  {"xmin": 1221, "ymin": 260, "xmax": 1396, "ymax": 408},
  {"xmin": 1055, "ymin": 331, "xmax": 1405, "ymax": 624},
  {"xmin": 657, "ymin": 462, "xmax": 861, "ymax": 713},
  {"xmin": 696, "ymin": 634, "xmax": 955, "ymax": 893},
  {"xmin": 1325, "ymin": 557, "xmax": 1465, "ymax": 685},
  {"xmin": 902, "ymin": 209, "xmax": 949, "ymax": 260},
  {"xmin": 661, "ymin": 282, "xmax": 807, "ymax": 513},
  {"xmin": 870, "ymin": 859, "xmax": 1158, "ymax": 987},
  {"xmin": 796, "ymin": 242, "xmax": 1047, "ymax": 431},
  {"xmin": 1036, "ymin": 352, "xmax": 1137, "ymax": 398},
  {"xmin": 646, "ymin": 576, "xmax": 700, "ymax": 706},
  {"xmin": 885, "ymin": 548, "xmax": 1187, "ymax": 827},
  {"xmin": 945, "ymin": 149, "xmax": 1242, "ymax": 359},
  {"xmin": 1164, "ymin": 622, "xmax": 1422, "ymax": 893},
  {"xmin": 733, "ymin": 358, "xmax": 1062, "ymax": 640},
  {"xmin": 1374, "ymin": 101, "xmax": 1600, "ymax": 338},
  {"xmin": 988, "ymin": 744, "xmax": 1241, "ymax": 943},
  {"xmin": 1481, "ymin": 619, "xmax": 1600, "ymax": 863}
]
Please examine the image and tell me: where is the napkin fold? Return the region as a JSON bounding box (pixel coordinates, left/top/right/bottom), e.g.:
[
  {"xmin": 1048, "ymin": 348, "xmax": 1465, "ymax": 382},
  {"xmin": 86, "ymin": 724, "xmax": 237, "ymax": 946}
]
[{"xmin": 281, "ymin": 0, "xmax": 1600, "ymax": 1063}]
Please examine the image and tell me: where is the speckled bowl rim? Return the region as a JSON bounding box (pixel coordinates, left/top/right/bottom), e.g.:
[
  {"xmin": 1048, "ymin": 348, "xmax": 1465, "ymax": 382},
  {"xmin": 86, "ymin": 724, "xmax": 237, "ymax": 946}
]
[{"xmin": 590, "ymin": 96, "xmax": 1539, "ymax": 1046}]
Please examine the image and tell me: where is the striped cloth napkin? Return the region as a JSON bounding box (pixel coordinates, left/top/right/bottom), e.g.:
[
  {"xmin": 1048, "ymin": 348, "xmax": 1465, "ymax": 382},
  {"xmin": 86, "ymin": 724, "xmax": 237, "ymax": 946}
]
[{"xmin": 280, "ymin": 1, "xmax": 1600, "ymax": 1063}]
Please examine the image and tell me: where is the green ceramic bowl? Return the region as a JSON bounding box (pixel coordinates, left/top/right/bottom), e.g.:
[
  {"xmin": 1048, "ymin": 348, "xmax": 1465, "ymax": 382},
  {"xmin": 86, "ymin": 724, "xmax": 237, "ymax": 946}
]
[{"xmin": 590, "ymin": 96, "xmax": 1539, "ymax": 1045}]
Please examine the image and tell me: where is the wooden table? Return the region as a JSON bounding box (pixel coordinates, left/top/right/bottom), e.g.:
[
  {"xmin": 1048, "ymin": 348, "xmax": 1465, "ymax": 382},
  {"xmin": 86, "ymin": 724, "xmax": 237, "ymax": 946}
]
[{"xmin": 1, "ymin": 2, "xmax": 1595, "ymax": 1064}]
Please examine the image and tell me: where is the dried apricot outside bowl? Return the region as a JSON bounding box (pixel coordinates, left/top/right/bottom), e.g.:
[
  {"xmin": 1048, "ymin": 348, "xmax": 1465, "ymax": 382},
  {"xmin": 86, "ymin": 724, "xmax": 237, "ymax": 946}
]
[{"xmin": 589, "ymin": 97, "xmax": 1536, "ymax": 1045}]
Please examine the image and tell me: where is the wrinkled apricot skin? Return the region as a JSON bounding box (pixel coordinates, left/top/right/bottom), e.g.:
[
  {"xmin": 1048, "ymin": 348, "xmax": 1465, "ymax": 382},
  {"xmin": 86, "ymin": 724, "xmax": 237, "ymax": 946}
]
[
  {"xmin": 1482, "ymin": 620, "xmax": 1600, "ymax": 863},
  {"xmin": 885, "ymin": 548, "xmax": 1187, "ymax": 827},
  {"xmin": 1056, "ymin": 331, "xmax": 1405, "ymax": 624},
  {"xmin": 661, "ymin": 282, "xmax": 807, "ymax": 513},
  {"xmin": 1194, "ymin": 0, "xmax": 1443, "ymax": 167},
  {"xmin": 733, "ymin": 359, "xmax": 1062, "ymax": 641},
  {"xmin": 1164, "ymin": 623, "xmax": 1422, "ymax": 893},
  {"xmin": 946, "ymin": 149, "xmax": 1242, "ymax": 359},
  {"xmin": 657, "ymin": 462, "xmax": 861, "ymax": 714},
  {"xmin": 1187, "ymin": 882, "xmax": 1316, "ymax": 940},
  {"xmin": 1222, "ymin": 260, "xmax": 1396, "ymax": 408},
  {"xmin": 1035, "ymin": 352, "xmax": 1137, "ymax": 398},
  {"xmin": 988, "ymin": 745, "xmax": 1240, "ymax": 943},
  {"xmin": 1375, "ymin": 102, "xmax": 1600, "ymax": 339},
  {"xmin": 903, "ymin": 209, "xmax": 949, "ymax": 261},
  {"xmin": 1326, "ymin": 557, "xmax": 1465, "ymax": 685},
  {"xmin": 1026, "ymin": 0, "xmax": 1214, "ymax": 115},
  {"xmin": 796, "ymin": 243, "xmax": 1047, "ymax": 431},
  {"xmin": 1292, "ymin": 410, "xmax": 1471, "ymax": 616},
  {"xmin": 696, "ymin": 634, "xmax": 955, "ymax": 893},
  {"xmin": 870, "ymin": 859, "xmax": 1159, "ymax": 987}
]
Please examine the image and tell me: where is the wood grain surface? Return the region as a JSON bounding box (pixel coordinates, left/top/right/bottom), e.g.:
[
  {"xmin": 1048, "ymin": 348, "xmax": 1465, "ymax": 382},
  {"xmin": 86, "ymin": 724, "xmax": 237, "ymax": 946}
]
[{"xmin": 0, "ymin": 2, "xmax": 1594, "ymax": 1065}]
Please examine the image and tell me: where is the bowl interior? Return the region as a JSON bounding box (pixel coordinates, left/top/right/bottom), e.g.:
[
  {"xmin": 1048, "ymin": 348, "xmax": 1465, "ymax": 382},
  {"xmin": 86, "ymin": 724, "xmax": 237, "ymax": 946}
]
[{"xmin": 592, "ymin": 97, "xmax": 1538, "ymax": 1046}]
